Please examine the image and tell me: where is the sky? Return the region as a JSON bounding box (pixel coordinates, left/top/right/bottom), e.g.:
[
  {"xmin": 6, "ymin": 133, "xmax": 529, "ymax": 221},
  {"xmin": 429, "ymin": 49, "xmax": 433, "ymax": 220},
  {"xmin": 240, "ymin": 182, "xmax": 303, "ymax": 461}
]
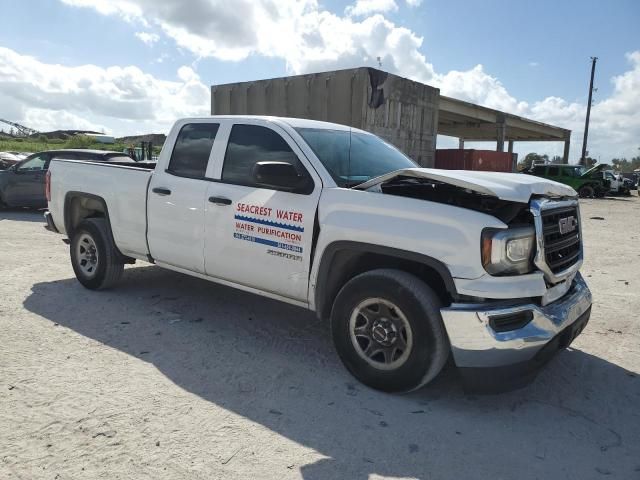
[{"xmin": 0, "ymin": 0, "xmax": 638, "ymax": 162}]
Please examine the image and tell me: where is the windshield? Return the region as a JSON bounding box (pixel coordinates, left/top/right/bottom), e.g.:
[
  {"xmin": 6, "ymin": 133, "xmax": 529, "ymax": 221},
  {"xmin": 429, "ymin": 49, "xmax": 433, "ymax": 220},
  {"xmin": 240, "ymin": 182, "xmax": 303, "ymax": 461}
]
[{"xmin": 295, "ymin": 128, "xmax": 416, "ymax": 187}]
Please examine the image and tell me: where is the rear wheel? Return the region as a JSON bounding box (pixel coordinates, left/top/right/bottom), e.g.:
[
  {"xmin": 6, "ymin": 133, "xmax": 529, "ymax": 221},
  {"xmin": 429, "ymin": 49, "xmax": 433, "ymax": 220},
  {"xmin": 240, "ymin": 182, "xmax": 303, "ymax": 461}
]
[
  {"xmin": 330, "ymin": 269, "xmax": 450, "ymax": 392},
  {"xmin": 578, "ymin": 185, "xmax": 595, "ymax": 198},
  {"xmin": 70, "ymin": 218, "xmax": 124, "ymax": 290}
]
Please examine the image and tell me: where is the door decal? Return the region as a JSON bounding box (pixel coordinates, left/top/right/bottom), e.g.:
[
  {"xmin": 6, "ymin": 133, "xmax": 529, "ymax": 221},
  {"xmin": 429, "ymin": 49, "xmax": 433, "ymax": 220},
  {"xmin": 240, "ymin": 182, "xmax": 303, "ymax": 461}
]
[{"xmin": 233, "ymin": 203, "xmax": 305, "ymax": 260}]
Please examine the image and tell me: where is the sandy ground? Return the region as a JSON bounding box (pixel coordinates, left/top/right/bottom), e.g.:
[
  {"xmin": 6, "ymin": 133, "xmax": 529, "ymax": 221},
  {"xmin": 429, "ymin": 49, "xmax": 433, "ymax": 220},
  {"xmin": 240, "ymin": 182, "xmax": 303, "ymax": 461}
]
[{"xmin": 1, "ymin": 196, "xmax": 639, "ymax": 480}]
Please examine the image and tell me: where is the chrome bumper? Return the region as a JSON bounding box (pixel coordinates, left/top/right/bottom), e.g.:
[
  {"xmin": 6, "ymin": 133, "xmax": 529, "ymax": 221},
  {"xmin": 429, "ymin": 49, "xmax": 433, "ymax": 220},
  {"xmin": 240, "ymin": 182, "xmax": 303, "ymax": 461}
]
[{"xmin": 441, "ymin": 273, "xmax": 592, "ymax": 368}]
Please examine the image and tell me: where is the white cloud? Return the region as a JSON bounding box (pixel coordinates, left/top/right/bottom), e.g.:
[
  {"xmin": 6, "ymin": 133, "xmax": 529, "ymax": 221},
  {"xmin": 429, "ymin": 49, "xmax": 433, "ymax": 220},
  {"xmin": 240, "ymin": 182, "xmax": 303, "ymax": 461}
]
[
  {"xmin": 15, "ymin": 1, "xmax": 640, "ymax": 159},
  {"xmin": 0, "ymin": 46, "xmax": 209, "ymax": 136},
  {"xmin": 405, "ymin": 0, "xmax": 422, "ymax": 6},
  {"xmin": 135, "ymin": 31, "xmax": 159, "ymax": 45},
  {"xmin": 346, "ymin": 0, "xmax": 398, "ymax": 17}
]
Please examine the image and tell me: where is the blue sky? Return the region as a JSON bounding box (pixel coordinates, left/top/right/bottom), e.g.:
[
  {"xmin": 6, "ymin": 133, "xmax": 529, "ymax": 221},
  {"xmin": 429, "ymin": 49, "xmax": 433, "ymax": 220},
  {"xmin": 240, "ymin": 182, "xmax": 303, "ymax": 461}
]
[{"xmin": 0, "ymin": 0, "xmax": 638, "ymax": 161}]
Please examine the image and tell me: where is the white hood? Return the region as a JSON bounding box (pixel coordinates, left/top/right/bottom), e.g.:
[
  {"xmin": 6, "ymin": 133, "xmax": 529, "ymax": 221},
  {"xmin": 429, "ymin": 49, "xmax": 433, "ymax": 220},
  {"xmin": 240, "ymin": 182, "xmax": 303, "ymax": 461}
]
[{"xmin": 356, "ymin": 168, "xmax": 577, "ymax": 203}]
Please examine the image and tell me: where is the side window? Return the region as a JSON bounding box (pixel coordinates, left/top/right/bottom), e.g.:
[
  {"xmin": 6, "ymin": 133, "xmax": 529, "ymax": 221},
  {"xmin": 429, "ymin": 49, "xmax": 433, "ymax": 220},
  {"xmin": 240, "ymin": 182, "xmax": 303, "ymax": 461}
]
[
  {"xmin": 547, "ymin": 167, "xmax": 559, "ymax": 177},
  {"xmin": 17, "ymin": 154, "xmax": 49, "ymax": 172},
  {"xmin": 168, "ymin": 123, "xmax": 219, "ymax": 178},
  {"xmin": 532, "ymin": 166, "xmax": 545, "ymax": 175},
  {"xmin": 222, "ymin": 124, "xmax": 312, "ymax": 192}
]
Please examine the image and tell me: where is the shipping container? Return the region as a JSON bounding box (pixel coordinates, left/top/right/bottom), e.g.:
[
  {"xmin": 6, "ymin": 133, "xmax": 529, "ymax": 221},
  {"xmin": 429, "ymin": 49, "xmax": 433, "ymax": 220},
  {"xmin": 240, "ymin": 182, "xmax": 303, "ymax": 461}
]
[
  {"xmin": 211, "ymin": 68, "xmax": 439, "ymax": 166},
  {"xmin": 435, "ymin": 149, "xmax": 515, "ymax": 172}
]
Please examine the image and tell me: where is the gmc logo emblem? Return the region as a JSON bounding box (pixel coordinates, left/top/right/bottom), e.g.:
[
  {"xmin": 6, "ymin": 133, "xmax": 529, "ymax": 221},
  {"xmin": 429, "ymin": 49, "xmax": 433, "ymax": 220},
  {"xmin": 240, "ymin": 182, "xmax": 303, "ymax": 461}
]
[{"xmin": 558, "ymin": 216, "xmax": 578, "ymax": 235}]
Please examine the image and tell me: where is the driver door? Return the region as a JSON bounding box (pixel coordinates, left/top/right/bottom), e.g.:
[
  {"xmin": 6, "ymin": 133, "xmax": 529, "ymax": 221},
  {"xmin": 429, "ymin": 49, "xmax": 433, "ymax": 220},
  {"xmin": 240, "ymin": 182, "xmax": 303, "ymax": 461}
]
[
  {"xmin": 203, "ymin": 121, "xmax": 322, "ymax": 301},
  {"xmin": 4, "ymin": 153, "xmax": 51, "ymax": 207}
]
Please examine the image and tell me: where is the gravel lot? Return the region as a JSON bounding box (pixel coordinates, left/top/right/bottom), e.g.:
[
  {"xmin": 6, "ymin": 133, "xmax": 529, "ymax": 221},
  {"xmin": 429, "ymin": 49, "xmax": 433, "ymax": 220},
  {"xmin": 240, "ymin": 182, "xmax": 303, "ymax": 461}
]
[{"xmin": 1, "ymin": 196, "xmax": 639, "ymax": 480}]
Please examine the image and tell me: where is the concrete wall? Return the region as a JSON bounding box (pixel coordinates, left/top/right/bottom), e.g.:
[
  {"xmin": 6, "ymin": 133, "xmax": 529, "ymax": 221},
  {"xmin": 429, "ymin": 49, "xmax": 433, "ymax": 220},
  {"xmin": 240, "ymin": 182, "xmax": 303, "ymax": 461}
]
[{"xmin": 211, "ymin": 68, "xmax": 439, "ymax": 166}]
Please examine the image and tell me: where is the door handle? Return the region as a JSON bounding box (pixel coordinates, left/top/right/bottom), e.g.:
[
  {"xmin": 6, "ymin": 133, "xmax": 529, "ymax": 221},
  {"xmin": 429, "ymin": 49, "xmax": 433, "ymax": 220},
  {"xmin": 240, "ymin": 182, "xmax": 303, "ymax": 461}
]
[
  {"xmin": 152, "ymin": 187, "xmax": 171, "ymax": 196},
  {"xmin": 208, "ymin": 196, "xmax": 232, "ymax": 206}
]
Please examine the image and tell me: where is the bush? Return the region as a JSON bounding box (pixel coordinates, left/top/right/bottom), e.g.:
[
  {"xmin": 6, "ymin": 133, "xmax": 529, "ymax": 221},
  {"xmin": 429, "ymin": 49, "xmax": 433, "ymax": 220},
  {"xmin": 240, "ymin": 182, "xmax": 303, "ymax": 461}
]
[
  {"xmin": 48, "ymin": 138, "xmax": 65, "ymax": 145},
  {"xmin": 66, "ymin": 134, "xmax": 94, "ymax": 149}
]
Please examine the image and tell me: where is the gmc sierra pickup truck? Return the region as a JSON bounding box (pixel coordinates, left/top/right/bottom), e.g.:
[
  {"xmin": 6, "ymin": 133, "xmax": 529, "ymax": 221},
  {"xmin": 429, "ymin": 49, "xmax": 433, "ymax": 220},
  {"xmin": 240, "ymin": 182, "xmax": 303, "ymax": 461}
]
[{"xmin": 45, "ymin": 116, "xmax": 592, "ymax": 392}]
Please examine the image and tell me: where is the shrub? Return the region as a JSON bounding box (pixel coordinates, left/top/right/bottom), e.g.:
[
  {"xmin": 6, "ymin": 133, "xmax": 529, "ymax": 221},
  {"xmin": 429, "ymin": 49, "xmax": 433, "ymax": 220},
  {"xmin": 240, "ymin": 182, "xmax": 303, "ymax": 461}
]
[{"xmin": 66, "ymin": 134, "xmax": 94, "ymax": 148}]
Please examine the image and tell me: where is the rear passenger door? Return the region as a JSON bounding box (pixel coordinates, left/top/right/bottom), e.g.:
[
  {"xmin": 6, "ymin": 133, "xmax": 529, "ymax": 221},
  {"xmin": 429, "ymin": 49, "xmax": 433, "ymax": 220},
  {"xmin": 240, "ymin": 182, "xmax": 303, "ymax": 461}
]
[
  {"xmin": 203, "ymin": 121, "xmax": 322, "ymax": 302},
  {"xmin": 147, "ymin": 122, "xmax": 220, "ymax": 274}
]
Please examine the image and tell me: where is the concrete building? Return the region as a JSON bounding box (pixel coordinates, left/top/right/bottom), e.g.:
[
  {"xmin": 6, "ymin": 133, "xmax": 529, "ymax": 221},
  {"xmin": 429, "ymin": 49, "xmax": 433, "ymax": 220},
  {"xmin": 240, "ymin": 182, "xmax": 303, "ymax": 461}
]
[{"xmin": 211, "ymin": 67, "xmax": 571, "ymax": 167}]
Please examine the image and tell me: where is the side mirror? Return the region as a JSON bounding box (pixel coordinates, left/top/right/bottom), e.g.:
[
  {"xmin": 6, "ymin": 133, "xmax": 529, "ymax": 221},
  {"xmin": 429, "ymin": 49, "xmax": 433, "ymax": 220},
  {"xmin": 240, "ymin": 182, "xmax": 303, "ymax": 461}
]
[{"xmin": 253, "ymin": 161, "xmax": 312, "ymax": 193}]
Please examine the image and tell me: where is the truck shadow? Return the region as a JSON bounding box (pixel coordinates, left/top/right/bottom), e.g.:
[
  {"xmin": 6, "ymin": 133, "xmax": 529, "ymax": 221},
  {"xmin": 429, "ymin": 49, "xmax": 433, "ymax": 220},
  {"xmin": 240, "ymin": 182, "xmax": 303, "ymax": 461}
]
[
  {"xmin": 0, "ymin": 208, "xmax": 45, "ymax": 222},
  {"xmin": 23, "ymin": 265, "xmax": 640, "ymax": 479}
]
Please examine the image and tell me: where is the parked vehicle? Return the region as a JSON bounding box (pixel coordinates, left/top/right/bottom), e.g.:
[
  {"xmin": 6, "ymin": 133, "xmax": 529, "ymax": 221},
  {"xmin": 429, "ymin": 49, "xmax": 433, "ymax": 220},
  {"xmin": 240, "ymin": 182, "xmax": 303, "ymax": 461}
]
[
  {"xmin": 0, "ymin": 149, "xmax": 141, "ymax": 208},
  {"xmin": 0, "ymin": 152, "xmax": 21, "ymax": 170},
  {"xmin": 604, "ymin": 170, "xmax": 631, "ymax": 195},
  {"xmin": 45, "ymin": 116, "xmax": 592, "ymax": 392},
  {"xmin": 527, "ymin": 164, "xmax": 609, "ymax": 198}
]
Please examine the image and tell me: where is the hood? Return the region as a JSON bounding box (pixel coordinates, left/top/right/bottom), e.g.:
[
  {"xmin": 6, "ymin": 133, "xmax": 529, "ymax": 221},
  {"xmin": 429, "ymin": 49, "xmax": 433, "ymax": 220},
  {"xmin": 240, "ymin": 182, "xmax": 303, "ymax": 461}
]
[
  {"xmin": 355, "ymin": 168, "xmax": 577, "ymax": 203},
  {"xmin": 581, "ymin": 163, "xmax": 609, "ymax": 178}
]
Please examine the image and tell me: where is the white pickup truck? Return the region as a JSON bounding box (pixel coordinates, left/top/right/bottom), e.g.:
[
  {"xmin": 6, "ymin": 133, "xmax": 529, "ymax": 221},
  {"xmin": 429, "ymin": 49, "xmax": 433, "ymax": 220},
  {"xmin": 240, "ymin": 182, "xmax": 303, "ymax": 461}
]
[{"xmin": 45, "ymin": 116, "xmax": 592, "ymax": 392}]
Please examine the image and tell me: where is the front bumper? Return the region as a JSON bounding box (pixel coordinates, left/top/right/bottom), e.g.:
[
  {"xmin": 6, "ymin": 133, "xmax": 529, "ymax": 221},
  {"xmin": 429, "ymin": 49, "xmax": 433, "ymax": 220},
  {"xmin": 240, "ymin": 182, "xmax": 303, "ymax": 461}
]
[{"xmin": 441, "ymin": 272, "xmax": 592, "ymax": 390}]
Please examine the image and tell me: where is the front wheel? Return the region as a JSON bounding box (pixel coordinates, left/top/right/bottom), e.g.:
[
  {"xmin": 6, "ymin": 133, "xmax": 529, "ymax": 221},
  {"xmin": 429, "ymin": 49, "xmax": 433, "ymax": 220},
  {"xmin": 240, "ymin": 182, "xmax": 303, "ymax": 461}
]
[
  {"xmin": 330, "ymin": 269, "xmax": 450, "ymax": 393},
  {"xmin": 70, "ymin": 218, "xmax": 124, "ymax": 290},
  {"xmin": 578, "ymin": 185, "xmax": 595, "ymax": 198}
]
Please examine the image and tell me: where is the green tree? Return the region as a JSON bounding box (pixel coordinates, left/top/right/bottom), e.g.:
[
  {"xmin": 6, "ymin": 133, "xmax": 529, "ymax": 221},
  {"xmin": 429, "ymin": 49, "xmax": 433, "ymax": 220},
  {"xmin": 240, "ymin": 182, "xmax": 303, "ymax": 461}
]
[{"xmin": 517, "ymin": 152, "xmax": 548, "ymax": 171}]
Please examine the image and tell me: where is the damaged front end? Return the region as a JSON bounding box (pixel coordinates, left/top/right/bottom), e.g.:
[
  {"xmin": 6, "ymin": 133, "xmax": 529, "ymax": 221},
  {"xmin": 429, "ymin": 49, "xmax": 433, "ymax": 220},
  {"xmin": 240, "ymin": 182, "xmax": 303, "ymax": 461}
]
[{"xmin": 356, "ymin": 168, "xmax": 591, "ymax": 391}]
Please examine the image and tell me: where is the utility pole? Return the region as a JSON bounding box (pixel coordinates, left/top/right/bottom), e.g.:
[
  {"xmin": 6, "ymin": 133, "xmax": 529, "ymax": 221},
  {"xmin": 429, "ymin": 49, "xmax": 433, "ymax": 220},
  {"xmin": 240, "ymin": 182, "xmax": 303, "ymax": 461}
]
[{"xmin": 580, "ymin": 56, "xmax": 597, "ymax": 166}]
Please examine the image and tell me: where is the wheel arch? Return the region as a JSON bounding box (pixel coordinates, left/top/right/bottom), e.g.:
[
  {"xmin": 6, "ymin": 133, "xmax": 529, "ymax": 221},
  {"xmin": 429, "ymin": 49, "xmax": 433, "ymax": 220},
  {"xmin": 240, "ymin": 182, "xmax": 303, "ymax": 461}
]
[
  {"xmin": 64, "ymin": 191, "xmax": 112, "ymax": 238},
  {"xmin": 314, "ymin": 241, "xmax": 457, "ymax": 320}
]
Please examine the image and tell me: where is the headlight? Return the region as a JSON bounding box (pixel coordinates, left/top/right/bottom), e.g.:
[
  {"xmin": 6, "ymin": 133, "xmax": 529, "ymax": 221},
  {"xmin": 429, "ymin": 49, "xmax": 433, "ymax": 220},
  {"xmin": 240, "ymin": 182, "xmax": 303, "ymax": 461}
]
[{"xmin": 481, "ymin": 226, "xmax": 535, "ymax": 275}]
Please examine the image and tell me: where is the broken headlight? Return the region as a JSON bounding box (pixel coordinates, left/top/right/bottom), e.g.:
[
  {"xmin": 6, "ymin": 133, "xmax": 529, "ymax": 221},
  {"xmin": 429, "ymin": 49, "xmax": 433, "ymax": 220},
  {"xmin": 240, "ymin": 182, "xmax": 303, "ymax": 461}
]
[{"xmin": 481, "ymin": 226, "xmax": 535, "ymax": 275}]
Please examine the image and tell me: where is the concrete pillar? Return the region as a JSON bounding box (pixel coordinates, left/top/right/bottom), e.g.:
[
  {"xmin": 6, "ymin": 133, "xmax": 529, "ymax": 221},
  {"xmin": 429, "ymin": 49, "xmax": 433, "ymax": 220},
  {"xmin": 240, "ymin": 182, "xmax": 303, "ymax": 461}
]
[
  {"xmin": 458, "ymin": 138, "xmax": 465, "ymax": 150},
  {"xmin": 496, "ymin": 114, "xmax": 506, "ymax": 152},
  {"xmin": 563, "ymin": 138, "xmax": 571, "ymax": 164},
  {"xmin": 508, "ymin": 140, "xmax": 516, "ymax": 171}
]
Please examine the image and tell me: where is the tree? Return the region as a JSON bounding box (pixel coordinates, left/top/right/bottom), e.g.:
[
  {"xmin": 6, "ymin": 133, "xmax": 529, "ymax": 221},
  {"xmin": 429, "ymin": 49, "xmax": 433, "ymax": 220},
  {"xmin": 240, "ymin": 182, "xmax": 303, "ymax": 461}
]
[
  {"xmin": 611, "ymin": 157, "xmax": 640, "ymax": 172},
  {"xmin": 517, "ymin": 152, "xmax": 548, "ymax": 171}
]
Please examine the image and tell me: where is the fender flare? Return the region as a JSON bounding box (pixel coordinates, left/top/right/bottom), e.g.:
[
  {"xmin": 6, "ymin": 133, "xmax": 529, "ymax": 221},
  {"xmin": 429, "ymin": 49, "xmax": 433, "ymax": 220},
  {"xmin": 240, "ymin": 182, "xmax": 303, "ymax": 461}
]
[{"xmin": 313, "ymin": 240, "xmax": 457, "ymax": 319}]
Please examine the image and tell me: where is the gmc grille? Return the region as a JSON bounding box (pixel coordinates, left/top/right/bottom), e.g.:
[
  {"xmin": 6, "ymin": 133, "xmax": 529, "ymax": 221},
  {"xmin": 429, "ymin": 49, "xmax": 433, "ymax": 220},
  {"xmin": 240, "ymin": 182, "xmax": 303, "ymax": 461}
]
[{"xmin": 541, "ymin": 207, "xmax": 581, "ymax": 273}]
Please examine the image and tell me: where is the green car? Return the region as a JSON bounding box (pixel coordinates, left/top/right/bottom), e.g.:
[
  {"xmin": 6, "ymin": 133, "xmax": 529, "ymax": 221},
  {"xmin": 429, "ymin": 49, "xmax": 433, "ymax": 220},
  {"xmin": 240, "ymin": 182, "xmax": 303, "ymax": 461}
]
[{"xmin": 528, "ymin": 164, "xmax": 610, "ymax": 198}]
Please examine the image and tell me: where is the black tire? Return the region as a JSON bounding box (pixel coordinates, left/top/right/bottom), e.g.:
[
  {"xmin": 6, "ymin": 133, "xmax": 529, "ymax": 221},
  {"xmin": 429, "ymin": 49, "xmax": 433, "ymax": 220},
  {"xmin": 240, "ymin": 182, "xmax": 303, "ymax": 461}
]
[
  {"xmin": 578, "ymin": 185, "xmax": 595, "ymax": 198},
  {"xmin": 70, "ymin": 218, "xmax": 124, "ymax": 290},
  {"xmin": 330, "ymin": 269, "xmax": 450, "ymax": 393}
]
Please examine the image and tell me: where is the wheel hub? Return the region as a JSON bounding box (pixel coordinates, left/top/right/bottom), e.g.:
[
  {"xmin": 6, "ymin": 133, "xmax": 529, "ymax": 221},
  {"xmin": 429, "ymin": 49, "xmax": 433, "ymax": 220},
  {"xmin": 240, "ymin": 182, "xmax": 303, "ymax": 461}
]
[
  {"xmin": 76, "ymin": 233, "xmax": 99, "ymax": 277},
  {"xmin": 348, "ymin": 297, "xmax": 413, "ymax": 371},
  {"xmin": 371, "ymin": 319, "xmax": 397, "ymax": 346}
]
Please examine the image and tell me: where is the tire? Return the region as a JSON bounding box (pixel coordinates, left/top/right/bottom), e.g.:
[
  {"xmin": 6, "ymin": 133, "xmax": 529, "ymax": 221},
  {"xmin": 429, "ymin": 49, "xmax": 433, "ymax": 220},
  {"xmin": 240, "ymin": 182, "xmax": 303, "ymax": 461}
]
[
  {"xmin": 330, "ymin": 269, "xmax": 450, "ymax": 393},
  {"xmin": 70, "ymin": 218, "xmax": 124, "ymax": 290},
  {"xmin": 578, "ymin": 185, "xmax": 595, "ymax": 198}
]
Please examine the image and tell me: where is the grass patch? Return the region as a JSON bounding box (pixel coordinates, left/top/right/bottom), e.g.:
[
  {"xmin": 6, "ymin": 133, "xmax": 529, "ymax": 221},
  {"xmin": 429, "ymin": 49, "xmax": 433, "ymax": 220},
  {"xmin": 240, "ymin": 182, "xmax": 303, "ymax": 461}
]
[{"xmin": 0, "ymin": 137, "xmax": 161, "ymax": 156}]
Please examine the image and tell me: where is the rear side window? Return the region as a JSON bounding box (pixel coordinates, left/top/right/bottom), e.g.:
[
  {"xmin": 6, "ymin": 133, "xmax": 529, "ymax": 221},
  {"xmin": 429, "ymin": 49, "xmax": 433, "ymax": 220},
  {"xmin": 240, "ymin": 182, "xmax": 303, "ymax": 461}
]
[
  {"xmin": 168, "ymin": 123, "xmax": 219, "ymax": 178},
  {"xmin": 547, "ymin": 167, "xmax": 559, "ymax": 176},
  {"xmin": 17, "ymin": 154, "xmax": 50, "ymax": 172},
  {"xmin": 222, "ymin": 124, "xmax": 309, "ymax": 189}
]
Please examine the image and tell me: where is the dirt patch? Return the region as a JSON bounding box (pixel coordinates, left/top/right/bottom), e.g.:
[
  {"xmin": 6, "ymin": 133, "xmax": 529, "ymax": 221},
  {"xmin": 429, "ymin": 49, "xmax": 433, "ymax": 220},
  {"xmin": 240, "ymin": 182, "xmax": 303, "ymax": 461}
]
[{"xmin": 1, "ymin": 198, "xmax": 639, "ymax": 479}]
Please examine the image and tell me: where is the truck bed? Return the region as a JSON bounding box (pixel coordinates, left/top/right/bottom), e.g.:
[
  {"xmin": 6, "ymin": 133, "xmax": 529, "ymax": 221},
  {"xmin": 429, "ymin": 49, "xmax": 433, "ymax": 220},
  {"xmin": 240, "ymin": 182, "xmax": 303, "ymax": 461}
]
[{"xmin": 48, "ymin": 159, "xmax": 154, "ymax": 260}]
